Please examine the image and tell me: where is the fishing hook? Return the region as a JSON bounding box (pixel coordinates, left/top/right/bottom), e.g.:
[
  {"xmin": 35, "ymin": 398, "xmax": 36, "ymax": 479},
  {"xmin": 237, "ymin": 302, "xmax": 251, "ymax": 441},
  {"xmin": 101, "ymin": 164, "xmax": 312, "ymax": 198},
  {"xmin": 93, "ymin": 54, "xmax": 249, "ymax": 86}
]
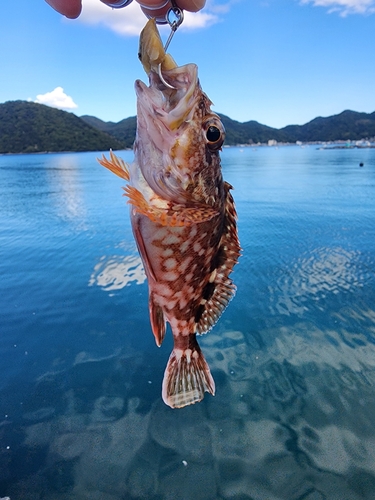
[
  {"xmin": 157, "ymin": 64, "xmax": 175, "ymax": 89},
  {"xmin": 164, "ymin": 0, "xmax": 184, "ymax": 52},
  {"xmin": 156, "ymin": 1, "xmax": 184, "ymax": 89}
]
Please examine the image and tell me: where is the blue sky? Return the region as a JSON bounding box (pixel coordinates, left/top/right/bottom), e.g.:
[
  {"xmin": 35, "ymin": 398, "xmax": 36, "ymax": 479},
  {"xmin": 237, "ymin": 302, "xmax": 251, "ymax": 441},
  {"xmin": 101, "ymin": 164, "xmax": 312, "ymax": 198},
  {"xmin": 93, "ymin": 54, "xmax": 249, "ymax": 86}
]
[{"xmin": 1, "ymin": 0, "xmax": 375, "ymax": 128}]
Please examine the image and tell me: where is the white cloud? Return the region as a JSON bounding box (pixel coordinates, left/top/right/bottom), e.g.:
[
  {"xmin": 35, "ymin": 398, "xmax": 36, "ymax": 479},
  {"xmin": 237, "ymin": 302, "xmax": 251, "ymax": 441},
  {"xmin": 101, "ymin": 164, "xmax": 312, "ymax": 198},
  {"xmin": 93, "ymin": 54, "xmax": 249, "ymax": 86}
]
[
  {"xmin": 34, "ymin": 87, "xmax": 78, "ymax": 110},
  {"xmin": 78, "ymin": 0, "xmax": 224, "ymax": 35},
  {"xmin": 300, "ymin": 0, "xmax": 375, "ymax": 16},
  {"xmin": 79, "ymin": 0, "xmax": 145, "ymax": 35}
]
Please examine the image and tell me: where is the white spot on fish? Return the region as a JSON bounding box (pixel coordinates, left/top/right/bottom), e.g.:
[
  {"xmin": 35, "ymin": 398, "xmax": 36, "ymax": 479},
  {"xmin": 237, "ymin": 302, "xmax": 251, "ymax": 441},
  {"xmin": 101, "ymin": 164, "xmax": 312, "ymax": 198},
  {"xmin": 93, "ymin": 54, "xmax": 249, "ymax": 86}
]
[
  {"xmin": 164, "ymin": 258, "xmax": 177, "ymax": 270},
  {"xmin": 155, "ymin": 283, "xmax": 173, "ymax": 297},
  {"xmin": 193, "ymin": 241, "xmax": 202, "ymax": 253},
  {"xmin": 179, "ymin": 297, "xmax": 188, "ymax": 309},
  {"xmin": 180, "ymin": 239, "xmax": 192, "ymax": 253},
  {"xmin": 163, "ymin": 234, "xmax": 181, "ymax": 245},
  {"xmin": 153, "ymin": 227, "xmax": 169, "ymax": 241},
  {"xmin": 162, "ymin": 248, "xmax": 174, "ymax": 257},
  {"xmin": 165, "ymin": 299, "xmax": 178, "ymax": 310},
  {"xmin": 190, "ymin": 226, "xmax": 198, "ymax": 238},
  {"xmin": 184, "ymin": 273, "xmax": 193, "ymax": 283},
  {"xmin": 179, "ymin": 256, "xmax": 193, "ymax": 273},
  {"xmin": 163, "ymin": 271, "xmax": 179, "ymax": 281}
]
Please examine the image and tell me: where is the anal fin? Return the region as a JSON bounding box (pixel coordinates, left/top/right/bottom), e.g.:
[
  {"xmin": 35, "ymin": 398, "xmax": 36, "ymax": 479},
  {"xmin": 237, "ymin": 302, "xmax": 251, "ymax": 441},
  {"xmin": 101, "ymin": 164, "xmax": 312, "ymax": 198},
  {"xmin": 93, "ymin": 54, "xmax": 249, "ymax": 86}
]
[
  {"xmin": 197, "ymin": 280, "xmax": 237, "ymax": 334},
  {"xmin": 162, "ymin": 336, "xmax": 215, "ymax": 409}
]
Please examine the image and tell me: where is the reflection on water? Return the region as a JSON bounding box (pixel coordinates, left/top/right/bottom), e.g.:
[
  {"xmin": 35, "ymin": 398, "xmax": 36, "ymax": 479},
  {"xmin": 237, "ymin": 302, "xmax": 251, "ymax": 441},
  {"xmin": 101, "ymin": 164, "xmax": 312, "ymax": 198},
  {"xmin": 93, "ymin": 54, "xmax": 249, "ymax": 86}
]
[
  {"xmin": 89, "ymin": 254, "xmax": 146, "ymax": 292},
  {"xmin": 45, "ymin": 155, "xmax": 87, "ymax": 227},
  {"xmin": 3, "ymin": 312, "xmax": 375, "ymax": 499},
  {"xmin": 1, "ymin": 147, "xmax": 375, "ymax": 499},
  {"xmin": 270, "ymin": 246, "xmax": 367, "ymax": 316}
]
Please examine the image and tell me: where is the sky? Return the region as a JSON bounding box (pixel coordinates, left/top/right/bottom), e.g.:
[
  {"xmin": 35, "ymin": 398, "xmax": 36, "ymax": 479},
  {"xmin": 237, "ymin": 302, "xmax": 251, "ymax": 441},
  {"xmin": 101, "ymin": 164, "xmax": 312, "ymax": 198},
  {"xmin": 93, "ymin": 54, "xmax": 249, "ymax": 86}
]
[{"xmin": 1, "ymin": 0, "xmax": 375, "ymax": 128}]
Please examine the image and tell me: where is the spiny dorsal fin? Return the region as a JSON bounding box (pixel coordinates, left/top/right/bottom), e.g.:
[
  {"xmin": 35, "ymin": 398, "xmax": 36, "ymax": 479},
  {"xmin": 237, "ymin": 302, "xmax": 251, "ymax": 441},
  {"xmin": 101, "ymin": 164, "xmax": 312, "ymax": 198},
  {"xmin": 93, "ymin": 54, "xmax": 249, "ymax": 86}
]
[
  {"xmin": 98, "ymin": 150, "xmax": 130, "ymax": 180},
  {"xmin": 197, "ymin": 182, "xmax": 241, "ymax": 334}
]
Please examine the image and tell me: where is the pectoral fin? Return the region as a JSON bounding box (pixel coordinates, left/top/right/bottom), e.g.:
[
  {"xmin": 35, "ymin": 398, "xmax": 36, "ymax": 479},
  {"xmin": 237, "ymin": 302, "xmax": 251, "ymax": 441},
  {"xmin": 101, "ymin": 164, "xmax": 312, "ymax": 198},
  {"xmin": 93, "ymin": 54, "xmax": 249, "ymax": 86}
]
[
  {"xmin": 133, "ymin": 216, "xmax": 156, "ymax": 282},
  {"xmin": 123, "ymin": 185, "xmax": 219, "ymax": 227},
  {"xmin": 149, "ymin": 296, "xmax": 166, "ymax": 347}
]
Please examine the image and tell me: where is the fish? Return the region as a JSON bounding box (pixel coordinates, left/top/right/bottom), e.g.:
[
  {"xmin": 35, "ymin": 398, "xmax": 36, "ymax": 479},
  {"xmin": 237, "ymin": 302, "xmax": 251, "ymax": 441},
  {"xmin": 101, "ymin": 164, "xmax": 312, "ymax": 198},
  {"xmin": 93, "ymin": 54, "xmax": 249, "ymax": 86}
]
[{"xmin": 98, "ymin": 19, "xmax": 240, "ymax": 408}]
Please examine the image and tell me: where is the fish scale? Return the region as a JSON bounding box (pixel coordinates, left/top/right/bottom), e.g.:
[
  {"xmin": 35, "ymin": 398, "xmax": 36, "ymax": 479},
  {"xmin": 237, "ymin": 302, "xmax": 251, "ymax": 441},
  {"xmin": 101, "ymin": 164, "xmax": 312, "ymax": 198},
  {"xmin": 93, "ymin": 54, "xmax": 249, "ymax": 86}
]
[{"xmin": 98, "ymin": 19, "xmax": 240, "ymax": 408}]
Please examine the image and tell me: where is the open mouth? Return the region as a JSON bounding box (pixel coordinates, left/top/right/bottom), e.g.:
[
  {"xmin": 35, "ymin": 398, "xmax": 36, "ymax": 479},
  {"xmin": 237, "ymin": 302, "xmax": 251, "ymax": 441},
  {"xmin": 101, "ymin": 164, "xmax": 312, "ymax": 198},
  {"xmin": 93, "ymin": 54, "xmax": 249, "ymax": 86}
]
[
  {"xmin": 135, "ymin": 62, "xmax": 199, "ymax": 131},
  {"xmin": 136, "ymin": 18, "xmax": 200, "ymax": 129}
]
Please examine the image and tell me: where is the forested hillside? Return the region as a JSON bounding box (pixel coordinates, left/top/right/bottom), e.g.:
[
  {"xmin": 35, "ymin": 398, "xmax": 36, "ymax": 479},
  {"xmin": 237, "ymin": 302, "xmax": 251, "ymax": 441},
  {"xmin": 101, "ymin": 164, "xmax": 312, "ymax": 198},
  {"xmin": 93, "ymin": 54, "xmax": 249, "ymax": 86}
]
[
  {"xmin": 0, "ymin": 101, "xmax": 126, "ymax": 154},
  {"xmin": 1, "ymin": 100, "xmax": 375, "ymax": 155}
]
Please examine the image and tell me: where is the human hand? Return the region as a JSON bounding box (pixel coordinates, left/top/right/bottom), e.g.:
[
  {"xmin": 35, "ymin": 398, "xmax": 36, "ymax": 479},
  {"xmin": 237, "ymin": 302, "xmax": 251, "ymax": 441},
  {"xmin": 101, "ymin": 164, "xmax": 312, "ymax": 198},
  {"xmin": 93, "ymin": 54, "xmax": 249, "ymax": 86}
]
[{"xmin": 45, "ymin": 0, "xmax": 206, "ymax": 20}]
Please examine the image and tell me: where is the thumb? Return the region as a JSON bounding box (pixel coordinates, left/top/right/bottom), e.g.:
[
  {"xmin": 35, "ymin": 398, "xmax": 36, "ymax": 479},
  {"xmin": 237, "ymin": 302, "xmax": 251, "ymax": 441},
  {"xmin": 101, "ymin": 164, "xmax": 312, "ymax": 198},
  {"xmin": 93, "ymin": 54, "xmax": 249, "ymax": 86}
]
[{"xmin": 45, "ymin": 0, "xmax": 82, "ymax": 18}]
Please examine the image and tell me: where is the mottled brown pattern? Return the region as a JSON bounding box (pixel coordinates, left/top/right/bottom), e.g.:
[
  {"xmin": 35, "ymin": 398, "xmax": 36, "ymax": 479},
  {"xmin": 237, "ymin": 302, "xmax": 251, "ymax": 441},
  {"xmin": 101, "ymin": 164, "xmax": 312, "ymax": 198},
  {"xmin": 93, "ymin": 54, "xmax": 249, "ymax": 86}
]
[{"xmin": 99, "ymin": 19, "xmax": 240, "ymax": 409}]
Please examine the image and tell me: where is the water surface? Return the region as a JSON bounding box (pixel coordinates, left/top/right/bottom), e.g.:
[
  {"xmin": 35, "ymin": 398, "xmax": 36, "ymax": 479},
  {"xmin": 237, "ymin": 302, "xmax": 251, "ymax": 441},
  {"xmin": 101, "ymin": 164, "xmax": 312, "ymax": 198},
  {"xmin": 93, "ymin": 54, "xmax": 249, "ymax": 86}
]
[{"xmin": 1, "ymin": 145, "xmax": 375, "ymax": 499}]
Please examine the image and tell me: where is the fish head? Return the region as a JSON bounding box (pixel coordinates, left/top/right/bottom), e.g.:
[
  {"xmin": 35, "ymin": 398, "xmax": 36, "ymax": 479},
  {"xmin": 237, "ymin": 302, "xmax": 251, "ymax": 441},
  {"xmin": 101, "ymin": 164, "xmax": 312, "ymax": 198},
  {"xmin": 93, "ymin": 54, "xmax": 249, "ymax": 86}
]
[{"xmin": 135, "ymin": 20, "xmax": 226, "ymax": 205}]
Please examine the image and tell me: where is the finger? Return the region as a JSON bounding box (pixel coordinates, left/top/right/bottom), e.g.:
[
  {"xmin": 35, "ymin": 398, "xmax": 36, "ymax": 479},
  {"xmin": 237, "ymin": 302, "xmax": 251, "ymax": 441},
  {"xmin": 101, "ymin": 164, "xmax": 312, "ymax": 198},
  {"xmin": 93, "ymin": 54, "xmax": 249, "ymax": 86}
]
[
  {"xmin": 136, "ymin": 0, "xmax": 170, "ymax": 22},
  {"xmin": 100, "ymin": 0, "xmax": 134, "ymax": 6},
  {"xmin": 137, "ymin": 0, "xmax": 205, "ymax": 22},
  {"xmin": 177, "ymin": 0, "xmax": 206, "ymax": 12},
  {"xmin": 45, "ymin": 0, "xmax": 82, "ymax": 18}
]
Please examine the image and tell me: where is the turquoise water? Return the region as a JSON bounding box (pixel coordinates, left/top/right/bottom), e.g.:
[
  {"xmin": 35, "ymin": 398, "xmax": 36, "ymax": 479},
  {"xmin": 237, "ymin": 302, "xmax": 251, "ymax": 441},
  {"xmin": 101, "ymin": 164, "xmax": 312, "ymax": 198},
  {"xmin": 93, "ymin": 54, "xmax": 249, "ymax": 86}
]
[{"xmin": 1, "ymin": 145, "xmax": 375, "ymax": 499}]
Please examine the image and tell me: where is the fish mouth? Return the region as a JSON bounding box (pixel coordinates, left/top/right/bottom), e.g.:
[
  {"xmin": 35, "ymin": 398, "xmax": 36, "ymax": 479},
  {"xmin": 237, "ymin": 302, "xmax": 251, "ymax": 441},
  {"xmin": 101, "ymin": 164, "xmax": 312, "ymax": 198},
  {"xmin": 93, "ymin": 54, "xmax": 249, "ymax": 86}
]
[
  {"xmin": 134, "ymin": 63, "xmax": 200, "ymax": 202},
  {"xmin": 135, "ymin": 18, "xmax": 200, "ymax": 134},
  {"xmin": 135, "ymin": 62, "xmax": 199, "ymax": 136},
  {"xmin": 134, "ymin": 19, "xmax": 203, "ymax": 203}
]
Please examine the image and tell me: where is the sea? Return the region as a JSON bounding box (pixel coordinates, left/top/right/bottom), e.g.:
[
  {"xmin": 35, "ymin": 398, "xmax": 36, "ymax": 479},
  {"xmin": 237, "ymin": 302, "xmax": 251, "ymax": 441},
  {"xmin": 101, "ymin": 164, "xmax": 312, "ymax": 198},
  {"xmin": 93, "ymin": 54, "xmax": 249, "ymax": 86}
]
[{"xmin": 1, "ymin": 144, "xmax": 375, "ymax": 500}]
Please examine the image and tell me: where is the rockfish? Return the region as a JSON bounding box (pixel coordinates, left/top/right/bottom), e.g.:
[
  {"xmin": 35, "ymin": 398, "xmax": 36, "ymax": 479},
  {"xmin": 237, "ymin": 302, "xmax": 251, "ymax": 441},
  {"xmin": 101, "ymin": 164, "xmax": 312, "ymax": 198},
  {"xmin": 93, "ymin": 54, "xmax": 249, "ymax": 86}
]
[{"xmin": 99, "ymin": 19, "xmax": 240, "ymax": 408}]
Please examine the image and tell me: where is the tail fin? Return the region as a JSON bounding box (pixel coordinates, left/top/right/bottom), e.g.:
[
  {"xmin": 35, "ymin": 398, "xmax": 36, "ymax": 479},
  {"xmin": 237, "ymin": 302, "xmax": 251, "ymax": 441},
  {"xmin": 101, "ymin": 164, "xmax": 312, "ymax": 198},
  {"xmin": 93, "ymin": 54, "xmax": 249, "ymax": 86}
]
[{"xmin": 162, "ymin": 339, "xmax": 215, "ymax": 409}]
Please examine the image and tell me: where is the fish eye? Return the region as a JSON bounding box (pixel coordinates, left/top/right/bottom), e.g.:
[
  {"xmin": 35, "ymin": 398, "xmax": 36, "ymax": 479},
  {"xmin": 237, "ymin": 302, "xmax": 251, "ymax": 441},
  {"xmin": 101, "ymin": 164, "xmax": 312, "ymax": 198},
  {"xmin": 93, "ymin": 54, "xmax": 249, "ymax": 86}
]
[
  {"xmin": 204, "ymin": 120, "xmax": 225, "ymax": 150},
  {"xmin": 206, "ymin": 126, "xmax": 221, "ymax": 143}
]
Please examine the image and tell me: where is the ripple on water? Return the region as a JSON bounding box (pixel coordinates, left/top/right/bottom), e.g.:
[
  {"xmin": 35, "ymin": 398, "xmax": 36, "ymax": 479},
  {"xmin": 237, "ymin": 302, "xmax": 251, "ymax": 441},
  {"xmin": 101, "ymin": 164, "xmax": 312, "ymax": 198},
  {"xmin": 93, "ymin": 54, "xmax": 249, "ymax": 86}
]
[{"xmin": 269, "ymin": 246, "xmax": 369, "ymax": 316}]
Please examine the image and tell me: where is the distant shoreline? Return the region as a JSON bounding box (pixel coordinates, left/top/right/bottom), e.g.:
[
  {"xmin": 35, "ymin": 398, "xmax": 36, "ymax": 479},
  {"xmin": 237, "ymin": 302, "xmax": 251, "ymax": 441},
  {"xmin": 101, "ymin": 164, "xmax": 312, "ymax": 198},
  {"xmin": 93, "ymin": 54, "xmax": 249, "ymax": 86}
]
[
  {"xmin": 318, "ymin": 145, "xmax": 375, "ymax": 150},
  {"xmin": 2, "ymin": 141, "xmax": 375, "ymax": 156}
]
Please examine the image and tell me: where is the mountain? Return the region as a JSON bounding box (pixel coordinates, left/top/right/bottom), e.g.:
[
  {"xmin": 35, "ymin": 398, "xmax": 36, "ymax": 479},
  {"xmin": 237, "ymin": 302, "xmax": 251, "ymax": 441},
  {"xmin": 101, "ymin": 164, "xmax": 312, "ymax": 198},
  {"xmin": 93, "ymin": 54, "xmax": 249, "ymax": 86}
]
[
  {"xmin": 1, "ymin": 100, "xmax": 375, "ymax": 155},
  {"xmin": 218, "ymin": 114, "xmax": 290, "ymax": 144},
  {"xmin": 218, "ymin": 110, "xmax": 375, "ymax": 144},
  {"xmin": 82, "ymin": 110, "xmax": 375, "ymax": 146},
  {"xmin": 81, "ymin": 115, "xmax": 136, "ymax": 149},
  {"xmin": 0, "ymin": 100, "xmax": 126, "ymax": 154},
  {"xmin": 281, "ymin": 110, "xmax": 375, "ymax": 142},
  {"xmin": 81, "ymin": 112, "xmax": 289, "ymax": 147}
]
